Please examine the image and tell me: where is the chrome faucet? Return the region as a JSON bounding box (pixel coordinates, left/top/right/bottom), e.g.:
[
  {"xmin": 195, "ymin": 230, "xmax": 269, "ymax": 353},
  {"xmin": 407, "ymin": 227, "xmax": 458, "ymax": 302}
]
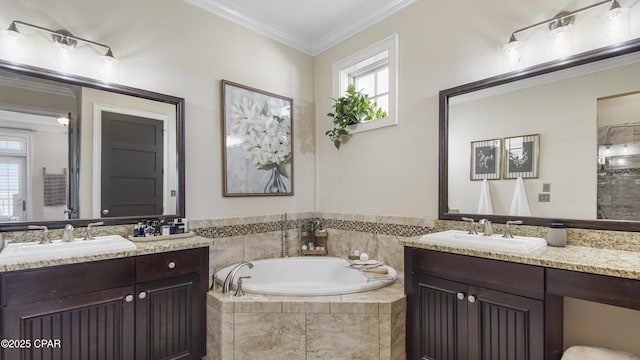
[
  {"xmin": 462, "ymin": 217, "xmax": 478, "ymax": 235},
  {"xmin": 28, "ymin": 225, "xmax": 51, "ymax": 244},
  {"xmin": 84, "ymin": 221, "xmax": 104, "ymax": 240},
  {"xmin": 62, "ymin": 224, "xmax": 74, "ymax": 242},
  {"xmin": 479, "ymin": 219, "xmax": 493, "ymax": 236},
  {"xmin": 222, "ymin": 262, "xmax": 253, "ymax": 293},
  {"xmin": 503, "ymin": 220, "xmax": 523, "ymax": 238}
]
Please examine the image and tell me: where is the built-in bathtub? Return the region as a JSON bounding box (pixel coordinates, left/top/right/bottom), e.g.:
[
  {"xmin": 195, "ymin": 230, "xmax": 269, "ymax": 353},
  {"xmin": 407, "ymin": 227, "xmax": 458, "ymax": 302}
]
[
  {"xmin": 207, "ymin": 257, "xmax": 406, "ymax": 360},
  {"xmin": 215, "ymin": 256, "xmax": 398, "ymax": 296}
]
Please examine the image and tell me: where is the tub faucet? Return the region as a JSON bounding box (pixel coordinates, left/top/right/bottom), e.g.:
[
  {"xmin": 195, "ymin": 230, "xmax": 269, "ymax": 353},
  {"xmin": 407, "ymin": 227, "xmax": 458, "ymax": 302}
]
[
  {"xmin": 479, "ymin": 219, "xmax": 493, "ymax": 236},
  {"xmin": 28, "ymin": 225, "xmax": 51, "ymax": 244},
  {"xmin": 222, "ymin": 262, "xmax": 254, "ymax": 293},
  {"xmin": 84, "ymin": 221, "xmax": 104, "ymax": 240}
]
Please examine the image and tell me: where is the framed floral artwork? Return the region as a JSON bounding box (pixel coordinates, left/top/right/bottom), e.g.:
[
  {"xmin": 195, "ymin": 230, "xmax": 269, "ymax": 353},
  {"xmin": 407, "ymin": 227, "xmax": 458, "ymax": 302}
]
[
  {"xmin": 470, "ymin": 138, "xmax": 501, "ymax": 180},
  {"xmin": 504, "ymin": 134, "xmax": 539, "ymax": 179},
  {"xmin": 222, "ymin": 80, "xmax": 293, "ymax": 196}
]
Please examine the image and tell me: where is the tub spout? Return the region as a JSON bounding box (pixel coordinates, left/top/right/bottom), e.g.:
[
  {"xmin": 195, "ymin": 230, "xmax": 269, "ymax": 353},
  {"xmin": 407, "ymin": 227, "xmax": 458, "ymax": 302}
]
[{"xmin": 222, "ymin": 262, "xmax": 254, "ymax": 293}]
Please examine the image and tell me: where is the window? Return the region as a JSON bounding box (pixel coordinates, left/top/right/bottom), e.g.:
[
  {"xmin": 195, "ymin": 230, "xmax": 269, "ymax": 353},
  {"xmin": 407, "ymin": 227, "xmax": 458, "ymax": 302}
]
[
  {"xmin": 333, "ymin": 33, "xmax": 398, "ymax": 134},
  {"xmin": 0, "ymin": 133, "xmax": 28, "ymax": 222}
]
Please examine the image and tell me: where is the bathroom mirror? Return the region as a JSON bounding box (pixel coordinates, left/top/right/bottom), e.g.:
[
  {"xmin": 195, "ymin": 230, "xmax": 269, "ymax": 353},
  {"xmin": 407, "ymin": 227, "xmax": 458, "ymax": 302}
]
[
  {"xmin": 441, "ymin": 38, "xmax": 640, "ymax": 231},
  {"xmin": 0, "ymin": 59, "xmax": 184, "ymax": 230}
]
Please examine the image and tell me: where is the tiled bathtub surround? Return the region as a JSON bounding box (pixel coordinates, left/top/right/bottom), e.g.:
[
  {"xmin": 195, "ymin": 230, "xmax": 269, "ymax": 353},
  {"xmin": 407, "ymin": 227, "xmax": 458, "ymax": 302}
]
[
  {"xmin": 191, "ymin": 213, "xmax": 434, "ymax": 278},
  {"xmin": 206, "ymin": 281, "xmax": 406, "ymax": 360}
]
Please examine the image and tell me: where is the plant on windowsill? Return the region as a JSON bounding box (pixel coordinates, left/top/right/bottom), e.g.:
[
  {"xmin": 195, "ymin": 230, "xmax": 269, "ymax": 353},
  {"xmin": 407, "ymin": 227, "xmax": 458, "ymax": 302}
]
[{"xmin": 325, "ymin": 84, "xmax": 387, "ymax": 149}]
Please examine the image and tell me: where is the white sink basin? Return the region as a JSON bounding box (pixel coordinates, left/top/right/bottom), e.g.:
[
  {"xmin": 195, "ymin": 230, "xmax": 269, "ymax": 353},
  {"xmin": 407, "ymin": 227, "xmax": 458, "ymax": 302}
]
[
  {"xmin": 420, "ymin": 230, "xmax": 547, "ymax": 255},
  {"xmin": 0, "ymin": 235, "xmax": 137, "ymax": 265}
]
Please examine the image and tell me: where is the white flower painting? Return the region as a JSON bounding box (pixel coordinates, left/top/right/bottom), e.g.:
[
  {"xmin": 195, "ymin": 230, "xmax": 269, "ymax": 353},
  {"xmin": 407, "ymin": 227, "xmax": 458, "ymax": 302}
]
[{"xmin": 222, "ymin": 81, "xmax": 293, "ymax": 196}]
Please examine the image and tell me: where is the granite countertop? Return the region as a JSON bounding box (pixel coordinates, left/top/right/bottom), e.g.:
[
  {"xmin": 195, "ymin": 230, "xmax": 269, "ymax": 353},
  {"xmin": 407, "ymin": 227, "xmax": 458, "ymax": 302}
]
[
  {"xmin": 402, "ymin": 236, "xmax": 640, "ymax": 281},
  {"xmin": 0, "ymin": 235, "xmax": 214, "ymax": 273}
]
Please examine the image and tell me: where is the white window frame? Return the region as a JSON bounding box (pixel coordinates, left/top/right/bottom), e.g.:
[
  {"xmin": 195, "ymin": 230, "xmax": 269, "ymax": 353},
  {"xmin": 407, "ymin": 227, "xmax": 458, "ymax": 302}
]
[
  {"xmin": 0, "ymin": 130, "xmax": 31, "ymax": 222},
  {"xmin": 332, "ymin": 33, "xmax": 398, "ymax": 134}
]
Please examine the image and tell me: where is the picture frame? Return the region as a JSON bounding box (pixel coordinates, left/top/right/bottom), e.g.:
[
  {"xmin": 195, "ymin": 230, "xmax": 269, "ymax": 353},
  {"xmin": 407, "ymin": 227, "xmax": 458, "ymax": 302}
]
[
  {"xmin": 470, "ymin": 138, "xmax": 501, "ymax": 180},
  {"xmin": 504, "ymin": 134, "xmax": 540, "ymax": 179},
  {"xmin": 221, "ymin": 80, "xmax": 294, "ymax": 196}
]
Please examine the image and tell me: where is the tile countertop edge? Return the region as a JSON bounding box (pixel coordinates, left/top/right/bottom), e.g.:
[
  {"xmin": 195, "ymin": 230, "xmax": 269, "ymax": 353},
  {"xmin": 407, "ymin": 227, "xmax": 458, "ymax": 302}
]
[
  {"xmin": 401, "ymin": 236, "xmax": 640, "ymax": 281},
  {"xmin": 0, "ymin": 236, "xmax": 215, "ymax": 273}
]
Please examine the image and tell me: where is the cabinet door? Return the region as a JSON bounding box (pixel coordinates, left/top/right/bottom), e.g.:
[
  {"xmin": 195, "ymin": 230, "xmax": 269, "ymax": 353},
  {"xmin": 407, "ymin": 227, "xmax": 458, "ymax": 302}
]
[
  {"xmin": 0, "ymin": 286, "xmax": 135, "ymax": 360},
  {"xmin": 135, "ymin": 273, "xmax": 204, "ymax": 360},
  {"xmin": 412, "ymin": 274, "xmax": 468, "ymax": 360},
  {"xmin": 467, "ymin": 286, "xmax": 544, "ymax": 360}
]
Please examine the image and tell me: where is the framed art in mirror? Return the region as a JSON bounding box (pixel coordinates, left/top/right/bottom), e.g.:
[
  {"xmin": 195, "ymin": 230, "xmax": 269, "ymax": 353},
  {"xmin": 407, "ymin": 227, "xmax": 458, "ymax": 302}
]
[
  {"xmin": 470, "ymin": 138, "xmax": 501, "ymax": 180},
  {"xmin": 221, "ymin": 80, "xmax": 294, "ymax": 196},
  {"xmin": 504, "ymin": 134, "xmax": 539, "ymax": 179}
]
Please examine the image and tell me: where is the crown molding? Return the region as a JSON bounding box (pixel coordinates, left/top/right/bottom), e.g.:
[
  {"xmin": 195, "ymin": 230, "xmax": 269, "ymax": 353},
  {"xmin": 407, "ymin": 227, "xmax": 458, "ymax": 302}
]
[{"xmin": 184, "ymin": 0, "xmax": 417, "ymax": 56}]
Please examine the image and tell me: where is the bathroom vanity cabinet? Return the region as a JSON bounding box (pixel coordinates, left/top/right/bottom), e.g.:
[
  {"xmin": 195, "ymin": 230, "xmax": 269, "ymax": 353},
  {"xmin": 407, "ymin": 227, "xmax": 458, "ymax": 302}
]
[
  {"xmin": 405, "ymin": 247, "xmax": 563, "ymax": 360},
  {"xmin": 0, "ymin": 247, "xmax": 208, "ymax": 360}
]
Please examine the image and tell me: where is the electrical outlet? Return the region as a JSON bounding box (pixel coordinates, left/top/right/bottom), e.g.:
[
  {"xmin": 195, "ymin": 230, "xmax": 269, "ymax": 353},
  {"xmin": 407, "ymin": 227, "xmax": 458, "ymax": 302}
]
[{"xmin": 538, "ymin": 193, "xmax": 551, "ymax": 202}]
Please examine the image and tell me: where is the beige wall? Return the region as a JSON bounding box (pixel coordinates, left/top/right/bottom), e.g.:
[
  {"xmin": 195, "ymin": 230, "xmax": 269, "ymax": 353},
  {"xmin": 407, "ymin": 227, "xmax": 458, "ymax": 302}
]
[{"xmin": 0, "ymin": 0, "xmax": 316, "ymax": 219}]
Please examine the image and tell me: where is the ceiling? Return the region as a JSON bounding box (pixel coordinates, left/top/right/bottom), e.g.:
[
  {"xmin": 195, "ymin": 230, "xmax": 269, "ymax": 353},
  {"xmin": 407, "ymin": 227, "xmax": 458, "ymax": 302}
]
[{"xmin": 183, "ymin": 0, "xmax": 417, "ymax": 55}]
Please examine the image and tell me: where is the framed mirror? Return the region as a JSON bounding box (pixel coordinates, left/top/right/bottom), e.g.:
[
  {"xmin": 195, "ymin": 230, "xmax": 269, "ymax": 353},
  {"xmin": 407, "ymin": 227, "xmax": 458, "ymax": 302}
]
[
  {"xmin": 440, "ymin": 37, "xmax": 640, "ymax": 231},
  {"xmin": 0, "ymin": 59, "xmax": 184, "ymax": 230}
]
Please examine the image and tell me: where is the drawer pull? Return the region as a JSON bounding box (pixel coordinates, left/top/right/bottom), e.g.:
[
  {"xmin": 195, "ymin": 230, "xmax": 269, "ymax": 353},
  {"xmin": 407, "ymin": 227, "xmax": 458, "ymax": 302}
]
[
  {"xmin": 138, "ymin": 291, "xmax": 147, "ymax": 300},
  {"xmin": 468, "ymin": 295, "xmax": 477, "ymax": 304},
  {"xmin": 125, "ymin": 295, "xmax": 134, "ymax": 303},
  {"xmin": 456, "ymin": 292, "xmax": 465, "ymax": 300},
  {"xmin": 168, "ymin": 261, "xmax": 176, "ymax": 269}
]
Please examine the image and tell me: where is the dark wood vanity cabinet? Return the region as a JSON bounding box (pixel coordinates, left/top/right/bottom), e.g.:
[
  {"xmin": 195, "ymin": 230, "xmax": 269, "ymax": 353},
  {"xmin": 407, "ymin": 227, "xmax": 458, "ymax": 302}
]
[
  {"xmin": 135, "ymin": 248, "xmax": 208, "ymax": 360},
  {"xmin": 0, "ymin": 247, "xmax": 208, "ymax": 360},
  {"xmin": 405, "ymin": 247, "xmax": 563, "ymax": 360}
]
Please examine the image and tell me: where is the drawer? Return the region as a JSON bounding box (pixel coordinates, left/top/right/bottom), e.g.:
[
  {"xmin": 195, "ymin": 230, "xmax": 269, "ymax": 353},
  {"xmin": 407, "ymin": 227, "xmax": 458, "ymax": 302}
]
[
  {"xmin": 408, "ymin": 247, "xmax": 544, "ymax": 300},
  {"xmin": 0, "ymin": 257, "xmax": 135, "ymax": 306},
  {"xmin": 136, "ymin": 247, "xmax": 208, "ymax": 283}
]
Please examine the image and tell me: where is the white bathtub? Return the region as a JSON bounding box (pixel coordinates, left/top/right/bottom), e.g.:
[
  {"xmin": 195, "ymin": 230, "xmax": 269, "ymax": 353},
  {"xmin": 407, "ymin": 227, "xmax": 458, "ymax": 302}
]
[{"xmin": 215, "ymin": 256, "xmax": 398, "ymax": 296}]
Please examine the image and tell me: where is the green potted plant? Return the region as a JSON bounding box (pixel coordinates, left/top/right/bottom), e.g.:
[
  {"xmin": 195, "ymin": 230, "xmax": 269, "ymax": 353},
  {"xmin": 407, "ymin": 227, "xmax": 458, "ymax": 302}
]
[{"xmin": 325, "ymin": 84, "xmax": 387, "ymax": 149}]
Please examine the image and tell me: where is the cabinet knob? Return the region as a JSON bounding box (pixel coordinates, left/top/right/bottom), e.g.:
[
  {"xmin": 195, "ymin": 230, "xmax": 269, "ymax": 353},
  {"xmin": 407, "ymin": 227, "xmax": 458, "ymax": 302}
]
[
  {"xmin": 102, "ymin": 209, "xmax": 109, "ymax": 215},
  {"xmin": 125, "ymin": 294, "xmax": 134, "ymax": 303},
  {"xmin": 468, "ymin": 295, "xmax": 477, "ymax": 304},
  {"xmin": 456, "ymin": 292, "xmax": 465, "ymax": 300},
  {"xmin": 168, "ymin": 261, "xmax": 176, "ymax": 269},
  {"xmin": 138, "ymin": 291, "xmax": 147, "ymax": 300}
]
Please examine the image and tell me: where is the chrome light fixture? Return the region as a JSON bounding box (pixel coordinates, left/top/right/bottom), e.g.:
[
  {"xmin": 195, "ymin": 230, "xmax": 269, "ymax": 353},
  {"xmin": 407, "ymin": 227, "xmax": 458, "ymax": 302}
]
[
  {"xmin": 5, "ymin": 20, "xmax": 117, "ymax": 63},
  {"xmin": 503, "ymin": 0, "xmax": 629, "ymax": 62}
]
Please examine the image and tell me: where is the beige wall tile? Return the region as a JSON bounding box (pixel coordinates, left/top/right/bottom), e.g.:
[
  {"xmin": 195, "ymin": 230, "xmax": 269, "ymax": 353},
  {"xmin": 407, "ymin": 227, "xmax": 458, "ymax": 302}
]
[
  {"xmin": 282, "ymin": 301, "xmax": 331, "ymax": 314},
  {"xmin": 306, "ymin": 313, "xmax": 381, "ymax": 360},
  {"xmin": 244, "ymin": 231, "xmax": 281, "ymax": 260},
  {"xmin": 234, "ymin": 313, "xmax": 306, "ymax": 360},
  {"xmin": 341, "ymin": 230, "xmax": 377, "ymax": 260},
  {"xmin": 210, "ymin": 236, "xmax": 244, "ymax": 270},
  {"xmin": 331, "ymin": 301, "xmax": 379, "ymax": 314},
  {"xmin": 376, "ymin": 234, "xmax": 404, "ymax": 271}
]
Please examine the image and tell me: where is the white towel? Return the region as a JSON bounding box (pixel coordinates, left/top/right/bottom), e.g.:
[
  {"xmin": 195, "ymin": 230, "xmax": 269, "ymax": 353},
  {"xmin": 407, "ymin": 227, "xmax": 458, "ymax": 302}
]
[
  {"xmin": 509, "ymin": 177, "xmax": 531, "ymax": 216},
  {"xmin": 477, "ymin": 179, "xmax": 493, "ymax": 214},
  {"xmin": 562, "ymin": 345, "xmax": 640, "ymax": 360}
]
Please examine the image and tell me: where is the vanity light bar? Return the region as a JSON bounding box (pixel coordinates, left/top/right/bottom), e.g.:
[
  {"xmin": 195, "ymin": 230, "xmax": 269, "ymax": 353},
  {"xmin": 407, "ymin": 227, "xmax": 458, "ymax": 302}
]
[
  {"xmin": 5, "ymin": 20, "xmax": 116, "ymax": 62},
  {"xmin": 505, "ymin": 0, "xmax": 624, "ymax": 47}
]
